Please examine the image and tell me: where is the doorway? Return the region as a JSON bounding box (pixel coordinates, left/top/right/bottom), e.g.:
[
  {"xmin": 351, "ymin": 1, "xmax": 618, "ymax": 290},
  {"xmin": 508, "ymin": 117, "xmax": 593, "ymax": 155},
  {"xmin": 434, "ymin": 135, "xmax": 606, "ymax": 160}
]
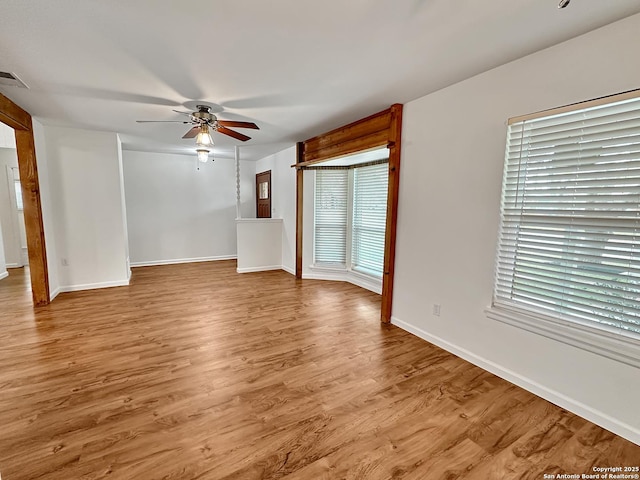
[
  {"xmin": 0, "ymin": 93, "xmax": 49, "ymax": 305},
  {"xmin": 0, "ymin": 138, "xmax": 30, "ymax": 276}
]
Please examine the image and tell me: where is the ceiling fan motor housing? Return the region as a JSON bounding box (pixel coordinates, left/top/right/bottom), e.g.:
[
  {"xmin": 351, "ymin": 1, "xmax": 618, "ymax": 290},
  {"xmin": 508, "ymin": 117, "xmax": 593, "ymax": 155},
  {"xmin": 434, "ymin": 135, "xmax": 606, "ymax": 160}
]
[{"xmin": 193, "ymin": 105, "xmax": 217, "ymax": 125}]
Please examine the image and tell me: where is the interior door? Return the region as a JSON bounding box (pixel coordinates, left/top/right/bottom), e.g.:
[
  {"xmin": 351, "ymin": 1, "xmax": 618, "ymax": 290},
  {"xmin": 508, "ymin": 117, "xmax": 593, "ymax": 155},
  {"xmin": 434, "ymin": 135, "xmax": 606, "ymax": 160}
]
[{"xmin": 256, "ymin": 170, "xmax": 271, "ymax": 218}]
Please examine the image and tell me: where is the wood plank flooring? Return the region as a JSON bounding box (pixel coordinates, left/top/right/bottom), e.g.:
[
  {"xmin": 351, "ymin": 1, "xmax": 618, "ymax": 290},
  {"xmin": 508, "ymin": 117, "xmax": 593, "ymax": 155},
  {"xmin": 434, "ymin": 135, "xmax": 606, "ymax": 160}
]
[{"xmin": 0, "ymin": 262, "xmax": 638, "ymax": 479}]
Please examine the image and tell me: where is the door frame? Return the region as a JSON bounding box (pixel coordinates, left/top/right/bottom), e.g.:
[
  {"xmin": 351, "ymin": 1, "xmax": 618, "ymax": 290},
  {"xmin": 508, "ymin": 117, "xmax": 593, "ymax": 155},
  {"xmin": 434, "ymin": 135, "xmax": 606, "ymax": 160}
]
[
  {"xmin": 294, "ymin": 104, "xmax": 403, "ymax": 323},
  {"xmin": 0, "ymin": 93, "xmax": 49, "ymax": 305},
  {"xmin": 4, "ymin": 164, "xmax": 24, "ymax": 268}
]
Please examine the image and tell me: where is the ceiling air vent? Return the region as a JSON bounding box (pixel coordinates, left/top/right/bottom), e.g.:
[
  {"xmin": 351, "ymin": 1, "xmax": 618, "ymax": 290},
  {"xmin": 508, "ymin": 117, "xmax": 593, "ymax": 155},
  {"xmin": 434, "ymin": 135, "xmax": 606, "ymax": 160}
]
[{"xmin": 0, "ymin": 72, "xmax": 29, "ymax": 88}]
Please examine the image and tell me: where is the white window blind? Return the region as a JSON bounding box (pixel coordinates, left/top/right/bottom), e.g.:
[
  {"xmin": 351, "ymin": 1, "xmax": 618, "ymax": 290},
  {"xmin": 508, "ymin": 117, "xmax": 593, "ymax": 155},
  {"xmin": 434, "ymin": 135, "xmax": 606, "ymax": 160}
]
[
  {"xmin": 494, "ymin": 95, "xmax": 640, "ymax": 337},
  {"xmin": 352, "ymin": 163, "xmax": 388, "ymax": 277},
  {"xmin": 314, "ymin": 169, "xmax": 348, "ymax": 265}
]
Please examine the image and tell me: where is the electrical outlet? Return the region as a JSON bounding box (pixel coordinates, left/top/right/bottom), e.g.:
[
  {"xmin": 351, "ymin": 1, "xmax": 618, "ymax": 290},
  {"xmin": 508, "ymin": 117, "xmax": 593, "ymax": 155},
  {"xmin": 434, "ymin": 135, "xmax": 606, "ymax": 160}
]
[{"xmin": 432, "ymin": 304, "xmax": 441, "ymax": 316}]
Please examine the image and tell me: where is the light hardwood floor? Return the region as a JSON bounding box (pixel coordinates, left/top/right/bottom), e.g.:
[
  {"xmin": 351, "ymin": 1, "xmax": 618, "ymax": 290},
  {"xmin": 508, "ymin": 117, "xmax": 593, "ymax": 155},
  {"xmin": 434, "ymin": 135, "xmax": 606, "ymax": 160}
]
[{"xmin": 0, "ymin": 262, "xmax": 637, "ymax": 479}]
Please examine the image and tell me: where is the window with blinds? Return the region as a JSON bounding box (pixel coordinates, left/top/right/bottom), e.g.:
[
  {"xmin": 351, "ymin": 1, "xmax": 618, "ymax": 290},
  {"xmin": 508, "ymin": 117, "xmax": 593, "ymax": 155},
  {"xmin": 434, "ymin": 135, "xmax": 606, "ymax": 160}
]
[
  {"xmin": 314, "ymin": 169, "xmax": 348, "ymax": 265},
  {"xmin": 352, "ymin": 163, "xmax": 388, "ymax": 277},
  {"xmin": 494, "ymin": 94, "xmax": 640, "ymax": 338},
  {"xmin": 12, "ymin": 168, "xmax": 23, "ymax": 211}
]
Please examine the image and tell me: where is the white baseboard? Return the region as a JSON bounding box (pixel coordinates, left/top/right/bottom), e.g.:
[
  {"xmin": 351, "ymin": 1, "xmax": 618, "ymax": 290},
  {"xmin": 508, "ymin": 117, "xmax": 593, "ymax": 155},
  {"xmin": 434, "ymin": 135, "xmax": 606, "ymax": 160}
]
[
  {"xmin": 282, "ymin": 265, "xmax": 296, "ymax": 276},
  {"xmin": 58, "ymin": 277, "xmax": 130, "ymax": 293},
  {"xmin": 0, "ymin": 271, "xmax": 8, "ymax": 281},
  {"xmin": 347, "ymin": 271, "xmax": 382, "ymax": 295},
  {"xmin": 6, "ymin": 263, "xmax": 21, "ymax": 268},
  {"xmin": 303, "ymin": 271, "xmax": 345, "ymax": 282},
  {"xmin": 303, "ymin": 271, "xmax": 382, "ymax": 295},
  {"xmin": 130, "ymin": 255, "xmax": 237, "ymax": 267},
  {"xmin": 237, "ymin": 265, "xmax": 283, "ymax": 274},
  {"xmin": 50, "ymin": 286, "xmax": 61, "ymax": 301},
  {"xmin": 390, "ymin": 316, "xmax": 640, "ymax": 446}
]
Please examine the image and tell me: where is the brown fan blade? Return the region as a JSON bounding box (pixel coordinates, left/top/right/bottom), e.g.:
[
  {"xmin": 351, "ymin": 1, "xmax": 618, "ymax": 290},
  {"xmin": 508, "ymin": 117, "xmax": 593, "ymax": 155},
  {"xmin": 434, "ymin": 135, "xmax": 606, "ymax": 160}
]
[
  {"xmin": 217, "ymin": 120, "xmax": 259, "ymax": 130},
  {"xmin": 182, "ymin": 126, "xmax": 200, "ymax": 139},
  {"xmin": 217, "ymin": 126, "xmax": 251, "ymax": 142}
]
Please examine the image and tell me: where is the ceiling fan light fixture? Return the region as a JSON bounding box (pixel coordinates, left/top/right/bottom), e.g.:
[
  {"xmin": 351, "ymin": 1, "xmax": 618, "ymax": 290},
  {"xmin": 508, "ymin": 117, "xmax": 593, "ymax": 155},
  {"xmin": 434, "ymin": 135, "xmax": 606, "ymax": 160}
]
[
  {"xmin": 196, "ymin": 148, "xmax": 210, "ymax": 163},
  {"xmin": 195, "ymin": 124, "xmax": 214, "ymax": 147}
]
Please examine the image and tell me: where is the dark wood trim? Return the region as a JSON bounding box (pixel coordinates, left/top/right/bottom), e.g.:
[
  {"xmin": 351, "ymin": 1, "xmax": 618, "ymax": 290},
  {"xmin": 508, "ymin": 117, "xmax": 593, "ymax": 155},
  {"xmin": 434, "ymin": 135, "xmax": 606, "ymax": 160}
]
[
  {"xmin": 302, "ymin": 110, "xmax": 391, "ymax": 161},
  {"xmin": 0, "ymin": 94, "xmax": 31, "ymax": 131},
  {"xmin": 381, "ymin": 104, "xmax": 403, "ymax": 323},
  {"xmin": 295, "ymin": 142, "xmax": 304, "ymax": 279},
  {"xmin": 293, "ymin": 104, "xmax": 403, "ymax": 322},
  {"xmin": 302, "ymin": 130, "xmax": 389, "ymax": 165},
  {"xmin": 0, "ymin": 93, "xmax": 50, "ymax": 306}
]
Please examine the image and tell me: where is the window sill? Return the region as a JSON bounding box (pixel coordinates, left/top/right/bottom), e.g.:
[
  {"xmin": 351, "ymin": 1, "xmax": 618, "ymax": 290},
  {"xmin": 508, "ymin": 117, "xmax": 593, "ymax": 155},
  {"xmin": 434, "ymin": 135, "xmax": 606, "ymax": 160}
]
[
  {"xmin": 309, "ymin": 264, "xmax": 347, "ymax": 273},
  {"xmin": 307, "ymin": 265, "xmax": 382, "ymax": 294},
  {"xmin": 485, "ymin": 305, "xmax": 640, "ymax": 369}
]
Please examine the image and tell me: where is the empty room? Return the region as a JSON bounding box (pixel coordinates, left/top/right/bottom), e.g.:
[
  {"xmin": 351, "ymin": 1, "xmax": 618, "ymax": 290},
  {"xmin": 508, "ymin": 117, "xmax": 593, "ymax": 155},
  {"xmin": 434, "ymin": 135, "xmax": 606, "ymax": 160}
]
[{"xmin": 0, "ymin": 1, "xmax": 639, "ymax": 479}]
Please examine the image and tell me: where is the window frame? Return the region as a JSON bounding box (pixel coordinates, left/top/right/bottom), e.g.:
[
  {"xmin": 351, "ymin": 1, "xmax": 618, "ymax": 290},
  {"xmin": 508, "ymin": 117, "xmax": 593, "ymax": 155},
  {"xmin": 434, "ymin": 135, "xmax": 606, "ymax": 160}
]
[
  {"xmin": 313, "ymin": 162, "xmax": 389, "ymax": 281},
  {"xmin": 487, "ymin": 89, "xmax": 640, "ymax": 368}
]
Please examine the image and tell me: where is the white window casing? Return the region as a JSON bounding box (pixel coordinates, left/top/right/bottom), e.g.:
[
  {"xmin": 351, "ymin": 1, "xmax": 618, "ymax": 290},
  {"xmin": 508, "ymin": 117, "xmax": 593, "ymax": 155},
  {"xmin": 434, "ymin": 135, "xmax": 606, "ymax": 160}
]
[{"xmin": 488, "ymin": 92, "xmax": 640, "ymax": 368}]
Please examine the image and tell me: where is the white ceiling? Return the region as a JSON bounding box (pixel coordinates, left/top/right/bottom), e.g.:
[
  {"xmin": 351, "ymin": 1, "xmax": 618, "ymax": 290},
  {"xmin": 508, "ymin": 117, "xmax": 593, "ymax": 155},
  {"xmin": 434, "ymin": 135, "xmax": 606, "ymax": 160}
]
[{"xmin": 1, "ymin": 1, "xmax": 639, "ymax": 161}]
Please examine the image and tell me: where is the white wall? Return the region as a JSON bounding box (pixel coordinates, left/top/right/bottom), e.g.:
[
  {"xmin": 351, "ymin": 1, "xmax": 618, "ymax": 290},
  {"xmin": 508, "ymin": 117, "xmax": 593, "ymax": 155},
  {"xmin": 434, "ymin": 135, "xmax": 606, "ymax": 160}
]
[
  {"xmin": 0, "ymin": 148, "xmax": 22, "ymax": 267},
  {"xmin": 37, "ymin": 125, "xmax": 129, "ymax": 292},
  {"xmin": 393, "ymin": 13, "xmax": 640, "ymax": 443},
  {"xmin": 116, "ymin": 136, "xmax": 130, "ymax": 272},
  {"xmin": 255, "ymin": 146, "xmax": 297, "ymax": 274},
  {"xmin": 239, "ymin": 158, "xmax": 256, "ymax": 219},
  {"xmin": 236, "ymin": 219, "xmax": 283, "ymax": 273},
  {"xmin": 123, "ymin": 150, "xmax": 246, "ymax": 266},
  {"xmin": 0, "ymin": 123, "xmax": 16, "ymax": 149},
  {"xmin": 0, "ymin": 216, "xmax": 6, "ymax": 280},
  {"xmin": 32, "ymin": 119, "xmax": 59, "ymax": 297}
]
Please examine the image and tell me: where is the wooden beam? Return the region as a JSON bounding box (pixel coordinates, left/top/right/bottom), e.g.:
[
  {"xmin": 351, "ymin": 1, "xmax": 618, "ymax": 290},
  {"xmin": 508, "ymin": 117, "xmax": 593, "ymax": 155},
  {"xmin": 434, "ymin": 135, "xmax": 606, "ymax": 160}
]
[
  {"xmin": 295, "ymin": 142, "xmax": 304, "ymax": 279},
  {"xmin": 303, "ymin": 109, "xmax": 391, "ymax": 159},
  {"xmin": 0, "ymin": 93, "xmax": 31, "ymax": 131},
  {"xmin": 15, "ymin": 121, "xmax": 50, "ymax": 306},
  {"xmin": 302, "ymin": 130, "xmax": 390, "ymax": 165},
  {"xmin": 381, "ymin": 103, "xmax": 403, "ymax": 323}
]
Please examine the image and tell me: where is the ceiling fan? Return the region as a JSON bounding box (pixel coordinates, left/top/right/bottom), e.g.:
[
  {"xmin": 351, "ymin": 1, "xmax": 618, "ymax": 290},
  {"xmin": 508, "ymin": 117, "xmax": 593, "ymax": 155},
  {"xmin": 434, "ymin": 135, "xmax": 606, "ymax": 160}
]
[{"xmin": 136, "ymin": 105, "xmax": 259, "ymax": 143}]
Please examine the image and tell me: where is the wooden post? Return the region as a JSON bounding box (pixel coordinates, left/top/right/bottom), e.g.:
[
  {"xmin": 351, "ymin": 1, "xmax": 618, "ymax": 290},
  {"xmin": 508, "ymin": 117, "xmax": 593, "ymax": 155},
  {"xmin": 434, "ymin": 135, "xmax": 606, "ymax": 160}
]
[{"xmin": 381, "ymin": 104, "xmax": 403, "ymax": 323}]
